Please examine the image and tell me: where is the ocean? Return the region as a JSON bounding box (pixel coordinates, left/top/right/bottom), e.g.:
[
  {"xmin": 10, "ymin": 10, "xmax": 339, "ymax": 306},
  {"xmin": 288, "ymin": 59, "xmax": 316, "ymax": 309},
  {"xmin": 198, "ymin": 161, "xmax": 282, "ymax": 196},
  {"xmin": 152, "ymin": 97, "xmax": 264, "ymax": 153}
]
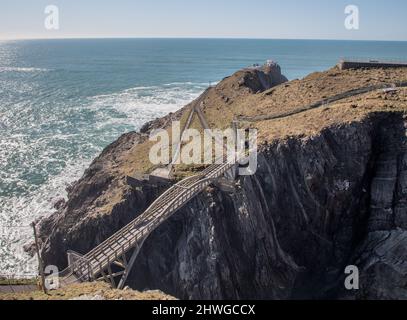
[{"xmin": 1, "ymin": 38, "xmax": 407, "ymax": 276}]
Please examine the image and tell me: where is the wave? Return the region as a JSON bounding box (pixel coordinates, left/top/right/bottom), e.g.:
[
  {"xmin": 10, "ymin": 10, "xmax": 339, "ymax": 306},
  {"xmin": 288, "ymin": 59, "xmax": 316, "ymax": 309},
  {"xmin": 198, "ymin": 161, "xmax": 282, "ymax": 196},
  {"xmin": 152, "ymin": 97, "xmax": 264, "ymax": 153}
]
[
  {"xmin": 0, "ymin": 158, "xmax": 92, "ymax": 277},
  {"xmin": 163, "ymin": 81, "xmax": 218, "ymax": 86},
  {"xmin": 0, "ymin": 67, "xmax": 49, "ymax": 73}
]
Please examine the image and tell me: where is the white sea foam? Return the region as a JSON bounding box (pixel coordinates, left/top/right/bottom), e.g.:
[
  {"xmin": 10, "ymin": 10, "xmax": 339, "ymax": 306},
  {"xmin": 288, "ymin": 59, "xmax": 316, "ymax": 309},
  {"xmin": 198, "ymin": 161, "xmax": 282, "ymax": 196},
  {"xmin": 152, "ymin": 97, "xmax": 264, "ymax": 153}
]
[
  {"xmin": 0, "ymin": 67, "xmax": 48, "ymax": 73},
  {"xmin": 88, "ymin": 83, "xmax": 205, "ymax": 128},
  {"xmin": 0, "ymin": 158, "xmax": 92, "ymax": 278}
]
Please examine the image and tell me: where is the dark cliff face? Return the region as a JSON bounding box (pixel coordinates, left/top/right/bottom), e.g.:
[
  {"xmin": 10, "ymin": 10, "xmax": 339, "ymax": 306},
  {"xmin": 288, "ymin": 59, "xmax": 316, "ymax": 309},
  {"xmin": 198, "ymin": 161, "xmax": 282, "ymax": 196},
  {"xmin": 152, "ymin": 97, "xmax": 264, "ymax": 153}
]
[
  {"xmin": 39, "ymin": 111, "xmax": 407, "ymax": 300},
  {"xmin": 122, "ymin": 112, "xmax": 406, "ymax": 300}
]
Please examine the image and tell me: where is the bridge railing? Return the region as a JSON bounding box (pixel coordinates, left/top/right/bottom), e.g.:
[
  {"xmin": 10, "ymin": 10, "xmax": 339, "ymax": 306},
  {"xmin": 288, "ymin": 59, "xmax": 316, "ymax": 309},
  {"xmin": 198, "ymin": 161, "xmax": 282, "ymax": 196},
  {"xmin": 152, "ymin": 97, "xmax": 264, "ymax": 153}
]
[
  {"xmin": 61, "ymin": 158, "xmax": 238, "ymax": 282},
  {"xmin": 85, "ymin": 176, "xmax": 223, "ymax": 276},
  {"xmin": 67, "ymin": 250, "xmax": 93, "ymax": 281},
  {"xmin": 83, "ymin": 164, "xmax": 235, "ymax": 277},
  {"xmin": 79, "ymin": 174, "xmax": 205, "ymax": 265}
]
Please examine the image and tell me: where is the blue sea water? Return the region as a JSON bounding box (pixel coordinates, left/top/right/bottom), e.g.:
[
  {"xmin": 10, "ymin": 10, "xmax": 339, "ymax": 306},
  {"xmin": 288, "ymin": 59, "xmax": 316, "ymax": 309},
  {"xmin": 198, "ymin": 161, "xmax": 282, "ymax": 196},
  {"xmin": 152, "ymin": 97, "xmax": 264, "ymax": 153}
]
[{"xmin": 0, "ymin": 38, "xmax": 407, "ymax": 275}]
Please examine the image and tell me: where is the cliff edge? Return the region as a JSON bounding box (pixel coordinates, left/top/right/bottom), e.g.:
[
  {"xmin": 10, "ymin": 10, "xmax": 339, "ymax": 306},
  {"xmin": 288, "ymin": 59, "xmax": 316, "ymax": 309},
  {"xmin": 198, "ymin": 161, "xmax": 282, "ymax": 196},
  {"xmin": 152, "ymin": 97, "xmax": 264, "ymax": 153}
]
[{"xmin": 36, "ymin": 63, "xmax": 407, "ymax": 300}]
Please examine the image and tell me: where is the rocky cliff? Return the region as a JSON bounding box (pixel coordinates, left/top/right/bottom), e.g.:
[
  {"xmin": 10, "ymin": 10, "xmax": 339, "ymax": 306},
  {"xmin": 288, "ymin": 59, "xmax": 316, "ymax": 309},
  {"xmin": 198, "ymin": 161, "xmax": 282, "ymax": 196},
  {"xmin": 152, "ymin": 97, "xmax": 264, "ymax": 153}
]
[{"xmin": 36, "ymin": 63, "xmax": 407, "ymax": 300}]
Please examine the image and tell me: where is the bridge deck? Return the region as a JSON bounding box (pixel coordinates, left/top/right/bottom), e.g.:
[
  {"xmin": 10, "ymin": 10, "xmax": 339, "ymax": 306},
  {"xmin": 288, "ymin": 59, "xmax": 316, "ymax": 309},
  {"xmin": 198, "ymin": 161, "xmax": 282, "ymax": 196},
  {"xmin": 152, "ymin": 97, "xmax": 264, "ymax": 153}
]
[{"xmin": 61, "ymin": 159, "xmax": 237, "ymax": 285}]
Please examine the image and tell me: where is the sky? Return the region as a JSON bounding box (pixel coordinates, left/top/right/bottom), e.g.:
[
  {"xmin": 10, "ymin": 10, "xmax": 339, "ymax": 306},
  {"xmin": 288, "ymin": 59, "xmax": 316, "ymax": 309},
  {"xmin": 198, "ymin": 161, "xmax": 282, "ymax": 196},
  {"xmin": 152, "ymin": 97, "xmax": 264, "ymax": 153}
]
[{"xmin": 0, "ymin": 0, "xmax": 406, "ymax": 41}]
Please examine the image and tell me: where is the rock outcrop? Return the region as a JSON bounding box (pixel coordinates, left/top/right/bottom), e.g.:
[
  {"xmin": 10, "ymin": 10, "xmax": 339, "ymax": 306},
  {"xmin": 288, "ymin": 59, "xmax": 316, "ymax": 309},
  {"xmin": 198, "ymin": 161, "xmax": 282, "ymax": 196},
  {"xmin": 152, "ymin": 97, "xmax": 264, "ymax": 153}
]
[
  {"xmin": 36, "ymin": 63, "xmax": 407, "ymax": 300},
  {"xmin": 126, "ymin": 112, "xmax": 407, "ymax": 300}
]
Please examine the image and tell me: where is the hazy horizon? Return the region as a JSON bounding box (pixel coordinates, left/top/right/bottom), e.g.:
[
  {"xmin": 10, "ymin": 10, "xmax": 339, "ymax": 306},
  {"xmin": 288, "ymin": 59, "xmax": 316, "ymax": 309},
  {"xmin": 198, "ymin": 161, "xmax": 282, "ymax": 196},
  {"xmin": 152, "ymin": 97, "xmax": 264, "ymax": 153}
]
[
  {"xmin": 1, "ymin": 0, "xmax": 406, "ymax": 41},
  {"xmin": 1, "ymin": 37, "xmax": 407, "ymax": 42}
]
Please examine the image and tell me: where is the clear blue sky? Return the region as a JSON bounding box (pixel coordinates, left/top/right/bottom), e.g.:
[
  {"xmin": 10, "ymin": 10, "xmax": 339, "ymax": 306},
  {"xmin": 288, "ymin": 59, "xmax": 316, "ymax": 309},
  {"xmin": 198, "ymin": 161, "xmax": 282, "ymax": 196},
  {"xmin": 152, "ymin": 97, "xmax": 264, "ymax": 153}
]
[{"xmin": 0, "ymin": 0, "xmax": 406, "ymax": 40}]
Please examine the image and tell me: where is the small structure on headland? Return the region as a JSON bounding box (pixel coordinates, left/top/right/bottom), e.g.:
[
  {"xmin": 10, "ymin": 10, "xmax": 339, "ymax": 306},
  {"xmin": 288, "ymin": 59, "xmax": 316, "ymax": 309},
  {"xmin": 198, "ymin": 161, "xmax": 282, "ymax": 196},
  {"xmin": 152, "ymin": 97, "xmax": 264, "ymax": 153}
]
[
  {"xmin": 266, "ymin": 59, "xmax": 277, "ymax": 67},
  {"xmin": 338, "ymin": 58, "xmax": 407, "ymax": 70}
]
